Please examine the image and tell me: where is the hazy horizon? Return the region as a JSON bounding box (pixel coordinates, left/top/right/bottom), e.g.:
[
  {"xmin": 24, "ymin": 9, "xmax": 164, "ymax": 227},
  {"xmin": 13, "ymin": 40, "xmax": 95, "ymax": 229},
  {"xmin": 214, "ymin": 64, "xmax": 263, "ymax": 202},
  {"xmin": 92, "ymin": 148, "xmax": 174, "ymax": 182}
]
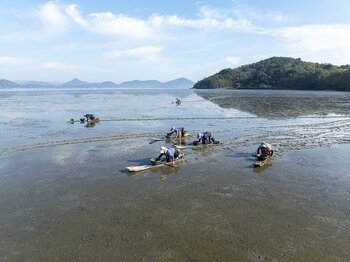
[{"xmin": 2, "ymin": 76, "xmax": 194, "ymax": 85}]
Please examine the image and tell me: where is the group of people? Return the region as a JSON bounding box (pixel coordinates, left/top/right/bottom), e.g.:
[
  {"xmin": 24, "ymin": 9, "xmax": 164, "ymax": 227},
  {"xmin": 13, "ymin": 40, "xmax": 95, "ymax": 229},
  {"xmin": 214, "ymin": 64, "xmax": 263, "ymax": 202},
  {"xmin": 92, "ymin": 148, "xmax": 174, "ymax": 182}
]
[
  {"xmin": 155, "ymin": 126, "xmax": 273, "ymax": 166},
  {"xmin": 166, "ymin": 127, "xmax": 216, "ymax": 145}
]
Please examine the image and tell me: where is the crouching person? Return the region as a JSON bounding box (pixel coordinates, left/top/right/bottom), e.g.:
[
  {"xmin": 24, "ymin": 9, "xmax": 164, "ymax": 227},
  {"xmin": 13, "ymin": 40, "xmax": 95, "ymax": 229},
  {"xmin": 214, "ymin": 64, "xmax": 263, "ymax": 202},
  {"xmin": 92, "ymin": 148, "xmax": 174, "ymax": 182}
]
[
  {"xmin": 154, "ymin": 146, "xmax": 181, "ymax": 166},
  {"xmin": 257, "ymin": 141, "xmax": 273, "ymax": 158}
]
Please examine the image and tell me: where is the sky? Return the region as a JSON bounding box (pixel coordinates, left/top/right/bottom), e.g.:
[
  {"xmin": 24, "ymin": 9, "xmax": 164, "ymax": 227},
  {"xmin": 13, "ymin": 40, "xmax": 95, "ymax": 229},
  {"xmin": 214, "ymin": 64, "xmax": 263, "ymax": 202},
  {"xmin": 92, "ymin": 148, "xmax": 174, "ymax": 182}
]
[{"xmin": 1, "ymin": 0, "xmax": 350, "ymax": 83}]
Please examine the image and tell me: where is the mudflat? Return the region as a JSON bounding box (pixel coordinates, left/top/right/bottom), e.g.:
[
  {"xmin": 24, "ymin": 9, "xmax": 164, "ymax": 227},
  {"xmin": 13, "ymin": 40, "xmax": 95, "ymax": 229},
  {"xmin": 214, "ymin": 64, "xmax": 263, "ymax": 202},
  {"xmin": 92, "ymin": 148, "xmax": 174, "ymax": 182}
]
[
  {"xmin": 0, "ymin": 141, "xmax": 349, "ymax": 261},
  {"xmin": 1, "ymin": 89, "xmax": 350, "ymax": 261}
]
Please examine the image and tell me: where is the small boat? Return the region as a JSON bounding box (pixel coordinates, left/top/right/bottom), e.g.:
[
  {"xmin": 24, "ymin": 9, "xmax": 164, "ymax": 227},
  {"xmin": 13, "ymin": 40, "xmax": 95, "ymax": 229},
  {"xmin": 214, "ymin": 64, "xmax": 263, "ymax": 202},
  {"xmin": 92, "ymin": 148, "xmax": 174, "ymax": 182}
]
[
  {"xmin": 192, "ymin": 140, "xmax": 221, "ymax": 146},
  {"xmin": 175, "ymin": 141, "xmax": 222, "ymax": 150},
  {"xmin": 254, "ymin": 151, "xmax": 273, "ymax": 168},
  {"xmin": 149, "ymin": 132, "xmax": 191, "ymax": 144},
  {"xmin": 126, "ymin": 163, "xmax": 166, "ymax": 172},
  {"xmin": 126, "ymin": 154, "xmax": 185, "ymax": 172}
]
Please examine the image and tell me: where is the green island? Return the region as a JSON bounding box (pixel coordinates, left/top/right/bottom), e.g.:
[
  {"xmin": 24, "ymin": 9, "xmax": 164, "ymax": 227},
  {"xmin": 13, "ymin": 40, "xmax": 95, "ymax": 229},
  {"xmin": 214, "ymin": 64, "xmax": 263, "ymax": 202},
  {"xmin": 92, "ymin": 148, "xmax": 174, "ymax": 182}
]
[{"xmin": 193, "ymin": 57, "xmax": 350, "ymax": 91}]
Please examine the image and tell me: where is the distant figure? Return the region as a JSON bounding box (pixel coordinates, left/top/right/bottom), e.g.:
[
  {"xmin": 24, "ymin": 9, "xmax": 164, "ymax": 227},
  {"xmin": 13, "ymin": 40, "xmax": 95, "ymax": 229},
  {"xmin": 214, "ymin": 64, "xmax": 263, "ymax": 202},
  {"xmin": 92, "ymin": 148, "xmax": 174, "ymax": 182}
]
[
  {"xmin": 257, "ymin": 141, "xmax": 273, "ymax": 157},
  {"xmin": 154, "ymin": 146, "xmax": 181, "ymax": 166},
  {"xmin": 195, "ymin": 132, "xmax": 216, "ymax": 145},
  {"xmin": 175, "ymin": 98, "xmax": 181, "ymax": 106},
  {"xmin": 84, "ymin": 114, "xmax": 95, "ymax": 122},
  {"xmin": 167, "ymin": 126, "xmax": 186, "ymax": 139}
]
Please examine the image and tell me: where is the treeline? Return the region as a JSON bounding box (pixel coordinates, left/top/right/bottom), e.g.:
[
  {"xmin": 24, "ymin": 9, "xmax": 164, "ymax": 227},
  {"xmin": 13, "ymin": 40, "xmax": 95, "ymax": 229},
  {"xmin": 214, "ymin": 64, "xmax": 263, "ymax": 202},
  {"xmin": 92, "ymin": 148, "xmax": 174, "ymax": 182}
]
[{"xmin": 193, "ymin": 57, "xmax": 350, "ymax": 91}]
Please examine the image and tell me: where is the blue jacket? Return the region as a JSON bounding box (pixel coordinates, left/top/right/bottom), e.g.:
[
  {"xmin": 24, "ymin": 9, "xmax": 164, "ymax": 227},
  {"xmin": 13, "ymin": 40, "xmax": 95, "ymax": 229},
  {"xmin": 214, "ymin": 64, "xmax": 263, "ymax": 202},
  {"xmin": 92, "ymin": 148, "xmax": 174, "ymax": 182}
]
[
  {"xmin": 165, "ymin": 148, "xmax": 175, "ymax": 157},
  {"xmin": 200, "ymin": 132, "xmax": 210, "ymax": 144}
]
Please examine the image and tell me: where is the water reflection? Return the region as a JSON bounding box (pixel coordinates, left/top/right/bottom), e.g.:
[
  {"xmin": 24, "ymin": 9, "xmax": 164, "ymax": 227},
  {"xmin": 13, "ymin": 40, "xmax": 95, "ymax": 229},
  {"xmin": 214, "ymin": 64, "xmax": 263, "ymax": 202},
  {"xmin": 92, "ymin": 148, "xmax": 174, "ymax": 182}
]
[
  {"xmin": 253, "ymin": 162, "xmax": 272, "ymax": 173},
  {"xmin": 85, "ymin": 122, "xmax": 96, "ymax": 128},
  {"xmin": 194, "ymin": 89, "xmax": 350, "ymax": 119}
]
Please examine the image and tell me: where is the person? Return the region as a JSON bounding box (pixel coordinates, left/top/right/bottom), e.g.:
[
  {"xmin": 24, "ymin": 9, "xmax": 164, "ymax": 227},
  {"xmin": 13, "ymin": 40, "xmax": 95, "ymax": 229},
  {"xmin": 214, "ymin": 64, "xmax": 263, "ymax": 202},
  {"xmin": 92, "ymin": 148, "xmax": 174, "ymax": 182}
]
[
  {"xmin": 166, "ymin": 126, "xmax": 186, "ymax": 139},
  {"xmin": 175, "ymin": 98, "xmax": 181, "ymax": 106},
  {"xmin": 84, "ymin": 113, "xmax": 95, "ymax": 122},
  {"xmin": 154, "ymin": 146, "xmax": 181, "ymax": 166},
  {"xmin": 256, "ymin": 141, "xmax": 273, "ymax": 157},
  {"xmin": 195, "ymin": 131, "xmax": 216, "ymax": 145}
]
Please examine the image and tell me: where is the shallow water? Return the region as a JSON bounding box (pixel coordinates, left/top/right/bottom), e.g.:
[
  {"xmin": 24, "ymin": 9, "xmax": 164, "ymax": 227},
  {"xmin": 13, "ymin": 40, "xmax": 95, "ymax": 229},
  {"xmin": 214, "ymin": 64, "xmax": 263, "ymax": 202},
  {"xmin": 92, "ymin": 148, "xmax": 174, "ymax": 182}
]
[
  {"xmin": 1, "ymin": 89, "xmax": 350, "ymax": 261},
  {"xmin": 2, "ymin": 89, "xmax": 350, "ymax": 155}
]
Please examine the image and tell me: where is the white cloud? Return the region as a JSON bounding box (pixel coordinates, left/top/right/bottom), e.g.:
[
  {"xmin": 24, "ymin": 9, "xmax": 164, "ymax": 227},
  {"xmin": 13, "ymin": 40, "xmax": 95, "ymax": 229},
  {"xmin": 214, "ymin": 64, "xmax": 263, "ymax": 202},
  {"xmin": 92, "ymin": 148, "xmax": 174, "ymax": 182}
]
[
  {"xmin": 106, "ymin": 46, "xmax": 163, "ymax": 60},
  {"xmin": 41, "ymin": 61, "xmax": 78, "ymax": 70},
  {"xmin": 197, "ymin": 5, "xmax": 222, "ymax": 19},
  {"xmin": 225, "ymin": 56, "xmax": 240, "ymax": 65},
  {"xmin": 65, "ymin": 4, "xmax": 88, "ymax": 27},
  {"xmin": 37, "ymin": 1, "xmax": 69, "ymax": 33},
  {"xmin": 268, "ymin": 24, "xmax": 350, "ymax": 64},
  {"xmin": 277, "ymin": 24, "xmax": 350, "ymax": 52},
  {"xmin": 3, "ymin": 3, "xmax": 259, "ymax": 42},
  {"xmin": 88, "ymin": 12, "xmax": 153, "ymax": 39},
  {"xmin": 41, "ymin": 61, "xmax": 103, "ymax": 72},
  {"xmin": 232, "ymin": 4, "xmax": 289, "ymax": 25},
  {"xmin": 149, "ymin": 10, "xmax": 253, "ymax": 31},
  {"xmin": 0, "ymin": 56, "xmax": 23, "ymax": 65},
  {"xmin": 266, "ymin": 12, "xmax": 289, "ymax": 24}
]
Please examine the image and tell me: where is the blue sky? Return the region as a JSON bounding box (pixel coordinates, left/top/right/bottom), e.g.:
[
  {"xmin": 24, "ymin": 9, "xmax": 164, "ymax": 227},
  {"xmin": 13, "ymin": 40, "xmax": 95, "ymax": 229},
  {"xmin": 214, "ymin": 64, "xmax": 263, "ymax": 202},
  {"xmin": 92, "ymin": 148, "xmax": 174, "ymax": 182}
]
[{"xmin": 1, "ymin": 0, "xmax": 350, "ymax": 83}]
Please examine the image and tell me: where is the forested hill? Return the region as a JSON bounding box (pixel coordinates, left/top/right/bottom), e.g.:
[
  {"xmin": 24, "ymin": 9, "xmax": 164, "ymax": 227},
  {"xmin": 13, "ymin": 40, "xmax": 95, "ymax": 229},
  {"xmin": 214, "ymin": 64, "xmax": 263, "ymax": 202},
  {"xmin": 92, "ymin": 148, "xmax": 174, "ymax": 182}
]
[{"xmin": 193, "ymin": 57, "xmax": 350, "ymax": 91}]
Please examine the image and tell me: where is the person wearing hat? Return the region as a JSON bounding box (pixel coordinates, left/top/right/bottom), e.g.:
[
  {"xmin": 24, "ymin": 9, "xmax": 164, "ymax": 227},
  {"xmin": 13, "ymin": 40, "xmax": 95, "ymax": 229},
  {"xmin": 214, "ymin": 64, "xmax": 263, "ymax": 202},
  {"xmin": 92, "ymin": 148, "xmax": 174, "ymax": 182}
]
[
  {"xmin": 257, "ymin": 141, "xmax": 273, "ymax": 157},
  {"xmin": 195, "ymin": 131, "xmax": 216, "ymax": 145},
  {"xmin": 166, "ymin": 126, "xmax": 186, "ymax": 139},
  {"xmin": 154, "ymin": 146, "xmax": 181, "ymax": 166},
  {"xmin": 84, "ymin": 113, "xmax": 95, "ymax": 122}
]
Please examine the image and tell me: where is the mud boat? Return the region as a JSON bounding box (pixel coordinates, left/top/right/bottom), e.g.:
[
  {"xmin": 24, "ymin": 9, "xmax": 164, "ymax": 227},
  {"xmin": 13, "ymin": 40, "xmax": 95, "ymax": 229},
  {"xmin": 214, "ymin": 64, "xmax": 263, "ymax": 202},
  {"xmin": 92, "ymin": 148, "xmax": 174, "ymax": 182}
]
[
  {"xmin": 87, "ymin": 118, "xmax": 100, "ymax": 123},
  {"xmin": 174, "ymin": 141, "xmax": 222, "ymax": 150},
  {"xmin": 254, "ymin": 151, "xmax": 273, "ymax": 167},
  {"xmin": 126, "ymin": 154, "xmax": 185, "ymax": 172},
  {"xmin": 150, "ymin": 132, "xmax": 191, "ymax": 144},
  {"xmin": 192, "ymin": 140, "xmax": 221, "ymax": 146},
  {"xmin": 126, "ymin": 162, "xmax": 166, "ymax": 172}
]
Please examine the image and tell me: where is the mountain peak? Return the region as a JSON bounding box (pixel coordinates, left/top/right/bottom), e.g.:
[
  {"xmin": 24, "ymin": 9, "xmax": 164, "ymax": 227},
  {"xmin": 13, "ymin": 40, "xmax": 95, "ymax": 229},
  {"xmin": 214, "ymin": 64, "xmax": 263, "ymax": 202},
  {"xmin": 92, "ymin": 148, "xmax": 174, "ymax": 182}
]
[
  {"xmin": 62, "ymin": 78, "xmax": 90, "ymax": 87},
  {"xmin": 69, "ymin": 78, "xmax": 85, "ymax": 83}
]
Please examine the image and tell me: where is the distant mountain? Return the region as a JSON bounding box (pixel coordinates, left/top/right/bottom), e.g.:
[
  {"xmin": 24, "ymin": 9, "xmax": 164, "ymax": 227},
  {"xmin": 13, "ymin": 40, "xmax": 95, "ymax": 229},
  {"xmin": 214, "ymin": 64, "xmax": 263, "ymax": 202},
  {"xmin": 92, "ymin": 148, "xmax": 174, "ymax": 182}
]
[
  {"xmin": 0, "ymin": 79, "xmax": 21, "ymax": 88},
  {"xmin": 96, "ymin": 81, "xmax": 119, "ymax": 88},
  {"xmin": 118, "ymin": 78, "xmax": 194, "ymax": 88},
  {"xmin": 193, "ymin": 57, "xmax": 350, "ymax": 91},
  {"xmin": 118, "ymin": 80, "xmax": 163, "ymax": 88},
  {"xmin": 163, "ymin": 77, "xmax": 194, "ymax": 88},
  {"xmin": 61, "ymin": 78, "xmax": 91, "ymax": 88},
  {"xmin": 0, "ymin": 77, "xmax": 194, "ymax": 89},
  {"xmin": 61, "ymin": 78, "xmax": 119, "ymax": 88},
  {"xmin": 22, "ymin": 81, "xmax": 56, "ymax": 88}
]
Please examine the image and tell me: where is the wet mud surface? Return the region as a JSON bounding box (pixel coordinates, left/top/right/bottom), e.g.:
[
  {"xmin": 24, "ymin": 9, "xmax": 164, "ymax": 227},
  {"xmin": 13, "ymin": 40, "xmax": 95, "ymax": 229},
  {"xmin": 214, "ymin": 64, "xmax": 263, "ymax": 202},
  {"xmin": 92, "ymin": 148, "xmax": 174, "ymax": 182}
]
[
  {"xmin": 1, "ymin": 89, "xmax": 350, "ymax": 261},
  {"xmin": 0, "ymin": 142, "xmax": 350, "ymax": 261}
]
